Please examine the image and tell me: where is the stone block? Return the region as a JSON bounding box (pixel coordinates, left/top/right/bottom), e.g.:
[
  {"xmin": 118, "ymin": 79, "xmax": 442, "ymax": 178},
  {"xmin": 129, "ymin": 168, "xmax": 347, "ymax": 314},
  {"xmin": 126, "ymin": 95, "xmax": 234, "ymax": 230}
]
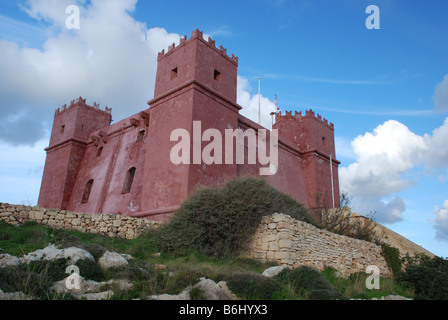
[
  {"xmin": 279, "ymin": 239, "xmax": 292, "ymax": 249},
  {"xmin": 277, "ymin": 232, "xmax": 291, "ymax": 240},
  {"xmin": 274, "ymin": 251, "xmax": 290, "ymax": 260},
  {"xmin": 34, "ymin": 211, "xmax": 44, "ymax": 220},
  {"xmin": 113, "ymin": 219, "xmax": 121, "ymax": 227},
  {"xmin": 268, "ymin": 223, "xmax": 276, "ymax": 230},
  {"xmin": 66, "ymin": 212, "xmax": 77, "ymax": 219}
]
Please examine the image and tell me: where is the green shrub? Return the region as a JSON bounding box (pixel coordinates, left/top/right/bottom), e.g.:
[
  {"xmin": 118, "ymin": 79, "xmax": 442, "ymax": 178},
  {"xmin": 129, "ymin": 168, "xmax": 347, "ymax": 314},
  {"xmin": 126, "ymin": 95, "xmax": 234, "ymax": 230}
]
[
  {"xmin": 0, "ymin": 258, "xmax": 71, "ymax": 299},
  {"xmin": 382, "ymin": 244, "xmax": 402, "ymax": 276},
  {"xmin": 189, "ymin": 286, "xmax": 207, "ymax": 300},
  {"xmin": 274, "ymin": 266, "xmax": 335, "ymax": 298},
  {"xmin": 154, "ymin": 177, "xmax": 314, "ymax": 259},
  {"xmin": 307, "ymin": 289, "xmax": 346, "ymax": 300},
  {"xmin": 223, "ymin": 272, "xmax": 283, "ymax": 300},
  {"xmin": 396, "ymin": 254, "xmax": 448, "ymax": 300},
  {"xmin": 75, "ymin": 258, "xmax": 104, "ymax": 282}
]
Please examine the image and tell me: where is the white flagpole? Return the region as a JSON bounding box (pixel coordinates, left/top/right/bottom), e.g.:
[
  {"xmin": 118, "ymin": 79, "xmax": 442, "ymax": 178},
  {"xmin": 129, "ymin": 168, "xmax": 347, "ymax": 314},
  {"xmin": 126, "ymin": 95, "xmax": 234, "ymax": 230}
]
[{"xmin": 330, "ymin": 154, "xmax": 335, "ymax": 208}]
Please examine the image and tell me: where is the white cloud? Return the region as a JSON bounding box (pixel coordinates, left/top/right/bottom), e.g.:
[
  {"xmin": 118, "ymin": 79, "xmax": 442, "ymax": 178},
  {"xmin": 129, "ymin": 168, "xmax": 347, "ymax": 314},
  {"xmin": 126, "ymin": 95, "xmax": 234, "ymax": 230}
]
[
  {"xmin": 339, "ymin": 118, "xmax": 448, "ymax": 224},
  {"xmin": 423, "ymin": 117, "xmax": 448, "ymax": 169},
  {"xmin": 340, "ymin": 120, "xmax": 427, "ymax": 198},
  {"xmin": 0, "ymin": 137, "xmax": 48, "ymax": 205},
  {"xmin": 434, "ymin": 200, "xmax": 448, "ymax": 241},
  {"xmin": 0, "ymin": 0, "xmax": 273, "ymax": 146},
  {"xmin": 352, "ymin": 196, "xmax": 406, "ymax": 224},
  {"xmin": 434, "ymin": 74, "xmax": 448, "ymax": 112},
  {"xmin": 0, "ymin": 0, "xmax": 180, "ymax": 146}
]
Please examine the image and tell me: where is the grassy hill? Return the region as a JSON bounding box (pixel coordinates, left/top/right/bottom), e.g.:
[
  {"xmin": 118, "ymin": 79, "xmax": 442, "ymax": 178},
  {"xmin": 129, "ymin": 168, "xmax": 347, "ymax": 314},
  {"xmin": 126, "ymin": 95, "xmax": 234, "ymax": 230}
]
[{"xmin": 0, "ymin": 220, "xmax": 415, "ymax": 300}]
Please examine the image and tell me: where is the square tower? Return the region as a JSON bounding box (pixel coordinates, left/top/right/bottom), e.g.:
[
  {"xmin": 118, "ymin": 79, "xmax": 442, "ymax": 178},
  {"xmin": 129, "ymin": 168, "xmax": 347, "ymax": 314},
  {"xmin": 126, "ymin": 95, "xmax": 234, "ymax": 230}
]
[
  {"xmin": 140, "ymin": 30, "xmax": 242, "ymax": 220},
  {"xmin": 38, "ymin": 98, "xmax": 112, "ymax": 210}
]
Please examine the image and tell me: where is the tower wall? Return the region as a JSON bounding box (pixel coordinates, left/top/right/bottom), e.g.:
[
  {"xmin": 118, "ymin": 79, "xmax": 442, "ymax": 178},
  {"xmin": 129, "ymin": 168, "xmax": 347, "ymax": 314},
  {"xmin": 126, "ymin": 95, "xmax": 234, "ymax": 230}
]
[
  {"xmin": 273, "ymin": 110, "xmax": 340, "ymax": 208},
  {"xmin": 140, "ymin": 29, "xmax": 241, "ymax": 221},
  {"xmin": 65, "ymin": 111, "xmax": 149, "ymax": 216},
  {"xmin": 38, "ymin": 98, "xmax": 112, "ymax": 210}
]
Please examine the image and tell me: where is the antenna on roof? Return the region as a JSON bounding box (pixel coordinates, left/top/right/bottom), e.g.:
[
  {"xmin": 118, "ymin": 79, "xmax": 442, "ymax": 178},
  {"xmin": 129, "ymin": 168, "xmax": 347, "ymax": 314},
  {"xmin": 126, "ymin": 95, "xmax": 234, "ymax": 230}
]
[
  {"xmin": 271, "ymin": 94, "xmax": 279, "ymax": 127},
  {"xmin": 258, "ymin": 77, "xmax": 261, "ymax": 124}
]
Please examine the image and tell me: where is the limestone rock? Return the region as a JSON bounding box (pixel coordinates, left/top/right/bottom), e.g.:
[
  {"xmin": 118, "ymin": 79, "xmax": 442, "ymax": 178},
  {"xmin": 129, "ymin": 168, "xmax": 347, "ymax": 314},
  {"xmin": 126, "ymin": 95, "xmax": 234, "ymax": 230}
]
[
  {"xmin": 373, "ymin": 295, "xmax": 412, "ymax": 300},
  {"xmin": 261, "ymin": 265, "xmax": 287, "ymax": 278},
  {"xmin": 51, "ymin": 276, "xmax": 131, "ymax": 300},
  {"xmin": 98, "ymin": 251, "xmax": 129, "ymax": 270},
  {"xmin": 149, "ymin": 290, "xmax": 191, "ymax": 300},
  {"xmin": 19, "ymin": 244, "xmax": 94, "ymax": 264},
  {"xmin": 0, "ymin": 253, "xmax": 21, "ymax": 268},
  {"xmin": 193, "ymin": 278, "xmax": 238, "ymax": 300},
  {"xmin": 0, "ymin": 289, "xmax": 35, "ymax": 300}
]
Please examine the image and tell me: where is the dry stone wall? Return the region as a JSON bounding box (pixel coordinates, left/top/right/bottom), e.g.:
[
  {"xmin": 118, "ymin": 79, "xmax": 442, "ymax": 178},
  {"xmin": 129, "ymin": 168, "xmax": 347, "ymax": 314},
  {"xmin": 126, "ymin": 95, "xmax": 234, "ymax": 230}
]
[
  {"xmin": 0, "ymin": 203, "xmax": 161, "ymax": 239},
  {"xmin": 1, "ymin": 203, "xmax": 391, "ymax": 277},
  {"xmin": 247, "ymin": 213, "xmax": 392, "ymax": 277}
]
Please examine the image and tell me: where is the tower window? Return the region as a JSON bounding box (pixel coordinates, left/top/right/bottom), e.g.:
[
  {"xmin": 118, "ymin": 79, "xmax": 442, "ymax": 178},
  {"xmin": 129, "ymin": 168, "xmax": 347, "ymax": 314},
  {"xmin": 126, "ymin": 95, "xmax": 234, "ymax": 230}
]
[
  {"xmin": 97, "ymin": 146, "xmax": 103, "ymax": 157},
  {"xmin": 61, "ymin": 125, "xmax": 65, "ymax": 133},
  {"xmin": 82, "ymin": 179, "xmax": 94, "ymax": 204},
  {"xmin": 137, "ymin": 129, "xmax": 145, "ymax": 142},
  {"xmin": 322, "ymin": 137, "xmax": 327, "ymax": 146},
  {"xmin": 214, "ymin": 69, "xmax": 221, "ymax": 81},
  {"xmin": 171, "ymin": 67, "xmax": 178, "ymax": 80},
  {"xmin": 122, "ymin": 167, "xmax": 136, "ymax": 194}
]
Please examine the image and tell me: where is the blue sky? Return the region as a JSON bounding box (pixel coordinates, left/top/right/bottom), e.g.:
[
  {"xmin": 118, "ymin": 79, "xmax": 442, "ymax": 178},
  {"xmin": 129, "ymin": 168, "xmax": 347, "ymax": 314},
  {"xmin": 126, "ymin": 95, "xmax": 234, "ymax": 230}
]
[{"xmin": 0, "ymin": 0, "xmax": 447, "ymax": 258}]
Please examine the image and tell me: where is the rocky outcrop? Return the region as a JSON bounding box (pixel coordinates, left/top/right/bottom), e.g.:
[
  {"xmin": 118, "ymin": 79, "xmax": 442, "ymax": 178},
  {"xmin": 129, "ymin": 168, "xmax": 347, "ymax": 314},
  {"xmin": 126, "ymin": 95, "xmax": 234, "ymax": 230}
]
[
  {"xmin": 20, "ymin": 244, "xmax": 94, "ymax": 264},
  {"xmin": 98, "ymin": 251, "xmax": 130, "ymax": 270},
  {"xmin": 0, "ymin": 245, "xmax": 239, "ymax": 301},
  {"xmin": 149, "ymin": 278, "xmax": 239, "ymax": 300}
]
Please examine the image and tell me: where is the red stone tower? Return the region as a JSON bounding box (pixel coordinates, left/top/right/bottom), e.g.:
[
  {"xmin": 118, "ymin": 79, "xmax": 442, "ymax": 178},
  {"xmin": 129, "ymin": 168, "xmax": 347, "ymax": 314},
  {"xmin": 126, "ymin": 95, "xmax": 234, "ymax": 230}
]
[
  {"xmin": 37, "ymin": 29, "xmax": 340, "ymax": 222},
  {"xmin": 273, "ymin": 110, "xmax": 340, "ymax": 208},
  {"xmin": 140, "ymin": 29, "xmax": 242, "ymax": 219},
  {"xmin": 38, "ymin": 98, "xmax": 112, "ymax": 210}
]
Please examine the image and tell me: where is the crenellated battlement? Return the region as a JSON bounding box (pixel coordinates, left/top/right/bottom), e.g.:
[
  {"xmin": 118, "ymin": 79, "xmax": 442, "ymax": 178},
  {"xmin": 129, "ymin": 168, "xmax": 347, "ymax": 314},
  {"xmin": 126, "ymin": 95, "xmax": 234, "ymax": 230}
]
[
  {"xmin": 55, "ymin": 96, "xmax": 112, "ymax": 115},
  {"xmin": 157, "ymin": 28, "xmax": 238, "ymax": 66},
  {"xmin": 275, "ymin": 109, "xmax": 334, "ymax": 129}
]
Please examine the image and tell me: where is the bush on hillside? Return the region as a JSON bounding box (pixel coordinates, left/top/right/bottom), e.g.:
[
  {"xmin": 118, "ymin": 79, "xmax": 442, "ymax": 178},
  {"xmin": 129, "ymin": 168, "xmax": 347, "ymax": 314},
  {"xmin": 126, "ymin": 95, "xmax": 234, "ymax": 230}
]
[
  {"xmin": 0, "ymin": 258, "xmax": 71, "ymax": 299},
  {"xmin": 381, "ymin": 244, "xmax": 402, "ymax": 276},
  {"xmin": 396, "ymin": 254, "xmax": 448, "ymax": 300},
  {"xmin": 274, "ymin": 266, "xmax": 338, "ymax": 298},
  {"xmin": 222, "ymin": 272, "xmax": 283, "ymax": 300},
  {"xmin": 154, "ymin": 177, "xmax": 315, "ymax": 259},
  {"xmin": 315, "ymin": 192, "xmax": 381, "ymax": 243}
]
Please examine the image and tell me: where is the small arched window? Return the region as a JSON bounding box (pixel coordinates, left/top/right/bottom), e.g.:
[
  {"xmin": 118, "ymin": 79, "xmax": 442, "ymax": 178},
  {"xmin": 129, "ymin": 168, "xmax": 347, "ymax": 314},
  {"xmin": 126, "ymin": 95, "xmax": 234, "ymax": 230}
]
[
  {"xmin": 82, "ymin": 179, "xmax": 94, "ymax": 204},
  {"xmin": 97, "ymin": 146, "xmax": 103, "ymax": 157},
  {"xmin": 122, "ymin": 167, "xmax": 136, "ymax": 194},
  {"xmin": 137, "ymin": 130, "xmax": 145, "ymax": 142}
]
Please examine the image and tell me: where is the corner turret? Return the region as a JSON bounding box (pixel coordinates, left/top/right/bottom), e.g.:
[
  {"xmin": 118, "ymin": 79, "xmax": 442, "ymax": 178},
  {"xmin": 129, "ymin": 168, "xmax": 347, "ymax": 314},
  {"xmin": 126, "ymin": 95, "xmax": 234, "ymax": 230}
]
[
  {"xmin": 38, "ymin": 97, "xmax": 112, "ymax": 210},
  {"xmin": 274, "ymin": 109, "xmax": 335, "ymax": 157}
]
